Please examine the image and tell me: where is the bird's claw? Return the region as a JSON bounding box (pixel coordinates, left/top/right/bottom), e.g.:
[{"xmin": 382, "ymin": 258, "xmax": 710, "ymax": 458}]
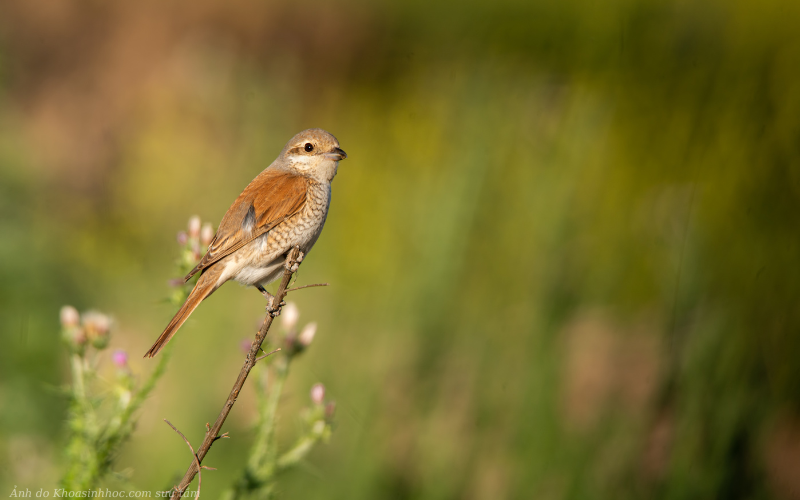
[
  {"xmin": 265, "ymin": 296, "xmax": 286, "ymax": 314},
  {"xmin": 259, "ymin": 288, "xmax": 286, "ymax": 314},
  {"xmin": 267, "ymin": 299, "xmax": 286, "ymax": 309},
  {"xmin": 284, "ymin": 249, "xmax": 305, "ymax": 273}
]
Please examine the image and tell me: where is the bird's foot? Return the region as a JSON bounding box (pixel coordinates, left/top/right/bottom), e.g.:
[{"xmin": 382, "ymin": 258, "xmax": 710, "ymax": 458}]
[
  {"xmin": 257, "ymin": 286, "xmax": 285, "ymax": 316},
  {"xmin": 284, "ymin": 247, "xmax": 304, "ymax": 273},
  {"xmin": 266, "ymin": 297, "xmax": 287, "ymax": 317}
]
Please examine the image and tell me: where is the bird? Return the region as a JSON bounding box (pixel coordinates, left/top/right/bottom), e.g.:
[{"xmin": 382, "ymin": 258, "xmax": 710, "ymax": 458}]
[{"xmin": 144, "ymin": 128, "xmax": 346, "ymax": 358}]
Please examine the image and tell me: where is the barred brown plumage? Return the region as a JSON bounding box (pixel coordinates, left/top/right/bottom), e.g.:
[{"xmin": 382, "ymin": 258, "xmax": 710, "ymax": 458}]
[{"xmin": 144, "ymin": 128, "xmax": 345, "ymax": 358}]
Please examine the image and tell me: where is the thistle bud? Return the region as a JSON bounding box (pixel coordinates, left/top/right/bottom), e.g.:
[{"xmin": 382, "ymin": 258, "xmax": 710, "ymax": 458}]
[
  {"xmin": 284, "ymin": 332, "xmax": 298, "ymax": 353},
  {"xmin": 310, "ymin": 383, "xmax": 325, "ymax": 405},
  {"xmin": 63, "ymin": 325, "xmax": 87, "ymax": 349},
  {"xmin": 82, "ymin": 311, "xmax": 112, "ymax": 349},
  {"xmin": 60, "ymin": 305, "xmax": 80, "ymax": 329},
  {"xmin": 176, "ymin": 231, "xmax": 188, "ymax": 246},
  {"xmin": 188, "ymin": 216, "xmax": 201, "ymax": 239},
  {"xmin": 298, "ymin": 322, "xmax": 317, "ymax": 347},
  {"xmin": 325, "ymin": 401, "xmax": 336, "ymax": 420},
  {"xmin": 200, "ymin": 223, "xmax": 214, "ymax": 247},
  {"xmin": 281, "ymin": 303, "xmax": 300, "ymax": 331}
]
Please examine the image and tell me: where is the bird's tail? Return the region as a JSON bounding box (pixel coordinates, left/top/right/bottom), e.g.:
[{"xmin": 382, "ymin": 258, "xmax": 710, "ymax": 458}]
[{"xmin": 144, "ymin": 269, "xmax": 221, "ymax": 358}]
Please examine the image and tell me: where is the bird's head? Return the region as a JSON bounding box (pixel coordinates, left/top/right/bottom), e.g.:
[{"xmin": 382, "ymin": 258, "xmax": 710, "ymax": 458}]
[{"xmin": 278, "ymin": 128, "xmax": 347, "ymax": 182}]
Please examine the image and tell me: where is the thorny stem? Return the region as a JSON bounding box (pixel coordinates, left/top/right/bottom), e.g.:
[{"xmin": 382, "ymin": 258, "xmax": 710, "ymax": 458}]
[
  {"xmin": 276, "ymin": 424, "xmax": 326, "ymax": 471},
  {"xmin": 249, "ymin": 356, "xmax": 289, "ymax": 489},
  {"xmin": 71, "ymin": 354, "xmax": 87, "ymax": 402},
  {"xmin": 168, "ymin": 247, "xmax": 302, "ymax": 500},
  {"xmin": 250, "ymin": 359, "xmax": 283, "ymax": 471},
  {"xmin": 64, "ymin": 353, "xmax": 100, "ymax": 491},
  {"xmin": 100, "ymin": 347, "xmax": 172, "ymax": 461}
]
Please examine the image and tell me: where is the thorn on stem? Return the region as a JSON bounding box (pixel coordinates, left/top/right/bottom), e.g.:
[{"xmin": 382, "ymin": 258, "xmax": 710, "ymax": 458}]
[
  {"xmin": 285, "ymin": 283, "xmax": 330, "ymax": 293},
  {"xmin": 256, "ymin": 347, "xmax": 282, "ymax": 362}
]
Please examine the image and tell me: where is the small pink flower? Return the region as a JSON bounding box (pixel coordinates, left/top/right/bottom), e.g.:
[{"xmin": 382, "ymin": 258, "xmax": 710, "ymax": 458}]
[
  {"xmin": 310, "ymin": 383, "xmax": 325, "ymax": 405},
  {"xmin": 176, "ymin": 231, "xmax": 188, "ymax": 246},
  {"xmin": 113, "ymin": 350, "xmax": 128, "ymax": 367}
]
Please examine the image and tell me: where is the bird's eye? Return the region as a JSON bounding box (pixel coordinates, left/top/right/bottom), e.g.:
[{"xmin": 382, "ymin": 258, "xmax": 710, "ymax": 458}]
[{"xmin": 304, "ymin": 143, "xmax": 314, "ymax": 152}]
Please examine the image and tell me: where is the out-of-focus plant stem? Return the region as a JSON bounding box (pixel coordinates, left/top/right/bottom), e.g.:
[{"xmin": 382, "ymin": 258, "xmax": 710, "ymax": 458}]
[
  {"xmin": 64, "ymin": 353, "xmax": 99, "ymax": 490},
  {"xmin": 62, "ymin": 345, "xmax": 172, "ymax": 491},
  {"xmin": 234, "ymin": 355, "xmax": 289, "ymax": 500},
  {"xmin": 223, "ymin": 315, "xmax": 333, "ymax": 500},
  {"xmin": 98, "ymin": 347, "xmax": 172, "ymax": 466},
  {"xmin": 249, "ymin": 355, "xmax": 288, "ymax": 479},
  {"xmin": 276, "ymin": 420, "xmax": 328, "ymax": 470}
]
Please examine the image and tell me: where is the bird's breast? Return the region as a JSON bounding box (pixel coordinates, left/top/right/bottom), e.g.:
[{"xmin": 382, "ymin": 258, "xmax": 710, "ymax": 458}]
[
  {"xmin": 224, "ymin": 183, "xmax": 331, "ymax": 287},
  {"xmin": 273, "ymin": 180, "xmax": 330, "ymax": 249}
]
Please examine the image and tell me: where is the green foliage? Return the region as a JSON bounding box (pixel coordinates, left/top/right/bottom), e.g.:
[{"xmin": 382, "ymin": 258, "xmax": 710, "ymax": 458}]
[
  {"xmin": 56, "ymin": 219, "xmax": 334, "ymax": 497},
  {"xmin": 59, "ymin": 308, "xmax": 170, "ymax": 491}
]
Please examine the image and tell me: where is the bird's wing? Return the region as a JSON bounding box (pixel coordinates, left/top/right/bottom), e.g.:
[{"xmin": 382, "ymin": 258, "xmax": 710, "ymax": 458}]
[{"xmin": 185, "ymin": 169, "xmax": 308, "ymax": 281}]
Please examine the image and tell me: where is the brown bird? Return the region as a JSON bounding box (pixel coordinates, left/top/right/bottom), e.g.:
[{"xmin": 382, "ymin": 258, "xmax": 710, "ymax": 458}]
[{"xmin": 144, "ymin": 128, "xmax": 346, "ymax": 358}]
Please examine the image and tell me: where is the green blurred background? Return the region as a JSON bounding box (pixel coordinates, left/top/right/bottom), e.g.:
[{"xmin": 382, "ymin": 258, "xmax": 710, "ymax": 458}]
[{"xmin": 2, "ymin": 0, "xmax": 800, "ymax": 498}]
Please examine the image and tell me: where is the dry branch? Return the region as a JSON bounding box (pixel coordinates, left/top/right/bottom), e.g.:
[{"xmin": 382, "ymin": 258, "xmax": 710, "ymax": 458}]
[
  {"xmin": 168, "ymin": 246, "xmax": 302, "ymax": 499},
  {"xmin": 164, "ymin": 419, "xmax": 215, "ymax": 498}
]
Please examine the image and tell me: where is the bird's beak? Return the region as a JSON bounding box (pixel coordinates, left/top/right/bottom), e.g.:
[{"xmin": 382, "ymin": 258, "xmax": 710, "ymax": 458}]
[{"xmin": 325, "ymin": 147, "xmax": 347, "ymax": 161}]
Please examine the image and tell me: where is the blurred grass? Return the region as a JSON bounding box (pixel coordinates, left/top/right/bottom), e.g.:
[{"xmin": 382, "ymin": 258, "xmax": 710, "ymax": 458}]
[{"xmin": 1, "ymin": 0, "xmax": 800, "ymax": 498}]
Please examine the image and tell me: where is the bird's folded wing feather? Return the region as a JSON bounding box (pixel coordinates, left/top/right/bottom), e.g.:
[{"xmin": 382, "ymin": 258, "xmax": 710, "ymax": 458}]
[{"xmin": 185, "ymin": 169, "xmax": 308, "ymax": 281}]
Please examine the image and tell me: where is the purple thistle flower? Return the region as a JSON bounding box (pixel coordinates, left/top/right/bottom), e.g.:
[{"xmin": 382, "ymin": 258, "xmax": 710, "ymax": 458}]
[{"xmin": 113, "ymin": 350, "xmax": 128, "ymax": 367}]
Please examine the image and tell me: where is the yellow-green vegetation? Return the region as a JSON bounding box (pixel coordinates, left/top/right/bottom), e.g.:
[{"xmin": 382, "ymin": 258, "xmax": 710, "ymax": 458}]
[{"xmin": 1, "ymin": 0, "xmax": 799, "ymax": 498}]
